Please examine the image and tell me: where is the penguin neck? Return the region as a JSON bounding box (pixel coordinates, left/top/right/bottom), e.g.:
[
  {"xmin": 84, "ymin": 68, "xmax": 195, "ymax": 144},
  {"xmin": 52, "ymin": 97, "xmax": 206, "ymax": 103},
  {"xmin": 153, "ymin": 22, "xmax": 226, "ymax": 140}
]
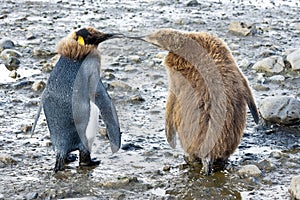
[{"xmin": 56, "ymin": 34, "xmax": 99, "ymax": 60}]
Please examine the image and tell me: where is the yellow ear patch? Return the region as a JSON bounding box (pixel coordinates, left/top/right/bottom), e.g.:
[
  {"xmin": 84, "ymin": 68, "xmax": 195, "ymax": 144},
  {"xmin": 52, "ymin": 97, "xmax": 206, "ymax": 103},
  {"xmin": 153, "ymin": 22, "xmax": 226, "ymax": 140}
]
[{"xmin": 77, "ymin": 36, "xmax": 85, "ymax": 45}]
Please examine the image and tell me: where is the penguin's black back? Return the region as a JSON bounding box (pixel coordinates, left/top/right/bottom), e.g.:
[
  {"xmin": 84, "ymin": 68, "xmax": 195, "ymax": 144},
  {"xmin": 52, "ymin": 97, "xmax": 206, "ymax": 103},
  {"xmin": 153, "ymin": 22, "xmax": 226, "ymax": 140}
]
[{"xmin": 43, "ymin": 56, "xmax": 85, "ymax": 154}]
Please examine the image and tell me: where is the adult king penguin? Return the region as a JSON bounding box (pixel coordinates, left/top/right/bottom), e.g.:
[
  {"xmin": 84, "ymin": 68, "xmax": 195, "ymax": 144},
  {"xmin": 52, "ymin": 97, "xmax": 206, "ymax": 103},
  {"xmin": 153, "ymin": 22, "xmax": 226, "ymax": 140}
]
[
  {"xmin": 127, "ymin": 29, "xmax": 259, "ymax": 175},
  {"xmin": 32, "ymin": 27, "xmax": 122, "ymax": 172}
]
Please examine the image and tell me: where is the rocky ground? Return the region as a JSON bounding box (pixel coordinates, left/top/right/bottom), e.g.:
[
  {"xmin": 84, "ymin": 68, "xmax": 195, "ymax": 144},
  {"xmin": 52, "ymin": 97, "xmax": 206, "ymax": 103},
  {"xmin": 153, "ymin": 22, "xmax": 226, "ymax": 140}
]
[{"xmin": 0, "ymin": 0, "xmax": 299, "ymax": 199}]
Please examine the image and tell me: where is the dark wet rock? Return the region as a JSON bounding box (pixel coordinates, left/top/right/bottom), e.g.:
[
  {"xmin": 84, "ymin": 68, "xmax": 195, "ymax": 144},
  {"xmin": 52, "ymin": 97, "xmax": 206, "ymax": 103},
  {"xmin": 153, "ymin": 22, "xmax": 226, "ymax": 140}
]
[
  {"xmin": 5, "ymin": 56, "xmax": 20, "ymax": 71},
  {"xmin": 13, "ymin": 80, "xmax": 34, "ymax": 89},
  {"xmin": 0, "ymin": 39, "xmax": 14, "ymax": 51},
  {"xmin": 0, "ymin": 49, "xmax": 22, "ymax": 59},
  {"xmin": 186, "ymin": 0, "xmax": 199, "ymax": 7},
  {"xmin": 0, "ymin": 14, "xmax": 7, "ymax": 19},
  {"xmin": 25, "ymin": 192, "xmax": 38, "ymax": 200},
  {"xmin": 238, "ymin": 164, "xmax": 262, "ymax": 178},
  {"xmin": 286, "ymin": 49, "xmax": 300, "ymax": 71},
  {"xmin": 252, "ymin": 56, "xmax": 285, "ymax": 73},
  {"xmin": 229, "ymin": 22, "xmax": 256, "ymax": 36},
  {"xmin": 26, "ymin": 32, "xmax": 36, "ymax": 40},
  {"xmin": 289, "ymin": 175, "xmax": 300, "ymax": 200},
  {"xmin": 121, "ymin": 143, "xmax": 143, "ymax": 151},
  {"xmin": 0, "ymin": 153, "xmax": 17, "ymax": 165},
  {"xmin": 31, "ymin": 80, "xmax": 46, "ymax": 92},
  {"xmin": 259, "ymin": 96, "xmax": 300, "ymax": 125}
]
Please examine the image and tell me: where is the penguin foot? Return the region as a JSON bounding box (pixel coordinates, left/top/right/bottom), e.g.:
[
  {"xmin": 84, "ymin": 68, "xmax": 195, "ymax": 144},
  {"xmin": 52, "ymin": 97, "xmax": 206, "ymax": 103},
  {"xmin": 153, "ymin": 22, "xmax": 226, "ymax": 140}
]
[
  {"xmin": 79, "ymin": 150, "xmax": 100, "ymax": 166},
  {"xmin": 201, "ymin": 157, "xmax": 212, "ymax": 175},
  {"xmin": 54, "ymin": 155, "xmax": 65, "ymax": 172}
]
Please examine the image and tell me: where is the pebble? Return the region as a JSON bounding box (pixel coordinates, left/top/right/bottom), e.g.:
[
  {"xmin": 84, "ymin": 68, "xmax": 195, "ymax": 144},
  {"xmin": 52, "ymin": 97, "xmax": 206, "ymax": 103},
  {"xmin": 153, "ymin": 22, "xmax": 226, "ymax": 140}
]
[
  {"xmin": 0, "ymin": 49, "xmax": 22, "ymax": 59},
  {"xmin": 0, "ymin": 39, "xmax": 14, "ymax": 51},
  {"xmin": 21, "ymin": 125, "xmax": 32, "ymax": 133},
  {"xmin": 9, "ymin": 70, "xmax": 18, "ymax": 79},
  {"xmin": 25, "ymin": 192, "xmax": 38, "ymax": 200},
  {"xmin": 33, "ymin": 47, "xmax": 55, "ymax": 57},
  {"xmin": 129, "ymin": 94, "xmax": 145, "ymax": 103},
  {"xmin": 59, "ymin": 197, "xmax": 98, "ymax": 200},
  {"xmin": 253, "ymin": 84, "xmax": 270, "ymax": 91},
  {"xmin": 5, "ymin": 56, "xmax": 20, "ymax": 71},
  {"xmin": 259, "ymin": 96, "xmax": 300, "ymax": 125},
  {"xmin": 109, "ymin": 81, "xmax": 132, "ymax": 90},
  {"xmin": 238, "ymin": 164, "xmax": 262, "ymax": 178},
  {"xmin": 26, "ymin": 32, "xmax": 36, "ymax": 40},
  {"xmin": 124, "ymin": 65, "xmax": 137, "ymax": 72},
  {"xmin": 229, "ymin": 21, "xmax": 256, "ymax": 36},
  {"xmin": 0, "ymin": 194, "xmax": 3, "ymax": 200},
  {"xmin": 286, "ymin": 49, "xmax": 300, "ymax": 71},
  {"xmin": 128, "ymin": 55, "xmax": 141, "ymax": 63},
  {"xmin": 0, "ymin": 153, "xmax": 17, "ymax": 165},
  {"xmin": 252, "ymin": 56, "xmax": 285, "ymax": 74},
  {"xmin": 186, "ymin": 0, "xmax": 199, "ymax": 7},
  {"xmin": 289, "ymin": 175, "xmax": 300, "ymax": 200},
  {"xmin": 269, "ymin": 75, "xmax": 285, "ymax": 83},
  {"xmin": 31, "ymin": 81, "xmax": 46, "ymax": 92}
]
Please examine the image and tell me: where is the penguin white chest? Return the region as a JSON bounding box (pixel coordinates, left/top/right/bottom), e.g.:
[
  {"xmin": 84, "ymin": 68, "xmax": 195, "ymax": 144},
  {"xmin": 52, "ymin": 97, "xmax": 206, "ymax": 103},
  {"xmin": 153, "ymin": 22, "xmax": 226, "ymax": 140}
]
[{"xmin": 85, "ymin": 101, "xmax": 99, "ymax": 151}]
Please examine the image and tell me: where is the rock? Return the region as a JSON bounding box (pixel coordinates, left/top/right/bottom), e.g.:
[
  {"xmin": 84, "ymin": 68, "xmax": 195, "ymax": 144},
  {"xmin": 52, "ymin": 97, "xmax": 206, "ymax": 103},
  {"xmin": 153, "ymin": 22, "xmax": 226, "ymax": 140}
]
[
  {"xmin": 0, "ymin": 49, "xmax": 22, "ymax": 59},
  {"xmin": 109, "ymin": 81, "xmax": 132, "ymax": 90},
  {"xmin": 60, "ymin": 197, "xmax": 98, "ymax": 200},
  {"xmin": 0, "ymin": 153, "xmax": 17, "ymax": 165},
  {"xmin": 0, "ymin": 193, "xmax": 4, "ymax": 200},
  {"xmin": 42, "ymin": 55, "xmax": 59, "ymax": 72},
  {"xmin": 252, "ymin": 56, "xmax": 285, "ymax": 74},
  {"xmin": 286, "ymin": 49, "xmax": 300, "ymax": 71},
  {"xmin": 129, "ymin": 94, "xmax": 145, "ymax": 103},
  {"xmin": 259, "ymin": 96, "xmax": 300, "ymax": 125},
  {"xmin": 5, "ymin": 56, "xmax": 20, "ymax": 71},
  {"xmin": 25, "ymin": 192, "xmax": 38, "ymax": 200},
  {"xmin": 229, "ymin": 22, "xmax": 256, "ymax": 36},
  {"xmin": 186, "ymin": 0, "xmax": 199, "ymax": 7},
  {"xmin": 21, "ymin": 125, "xmax": 32, "ymax": 133},
  {"xmin": 296, "ymin": 23, "xmax": 300, "ymax": 33},
  {"xmin": 31, "ymin": 81, "xmax": 46, "ymax": 92},
  {"xmin": 0, "ymin": 39, "xmax": 15, "ymax": 51},
  {"xmin": 253, "ymin": 84, "xmax": 270, "ymax": 91},
  {"xmin": 103, "ymin": 72, "xmax": 115, "ymax": 80},
  {"xmin": 124, "ymin": 65, "xmax": 137, "ymax": 73},
  {"xmin": 33, "ymin": 47, "xmax": 55, "ymax": 57},
  {"xmin": 128, "ymin": 55, "xmax": 141, "ymax": 63},
  {"xmin": 238, "ymin": 164, "xmax": 262, "ymax": 178},
  {"xmin": 26, "ymin": 32, "xmax": 36, "ymax": 40},
  {"xmin": 9, "ymin": 70, "xmax": 18, "ymax": 79},
  {"xmin": 289, "ymin": 175, "xmax": 300, "ymax": 200},
  {"xmin": 269, "ymin": 75, "xmax": 285, "ymax": 83}
]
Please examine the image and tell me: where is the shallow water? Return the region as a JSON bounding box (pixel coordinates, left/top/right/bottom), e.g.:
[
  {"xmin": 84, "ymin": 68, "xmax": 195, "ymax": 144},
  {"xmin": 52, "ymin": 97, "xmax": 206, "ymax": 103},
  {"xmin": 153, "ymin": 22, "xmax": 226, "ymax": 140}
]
[{"xmin": 0, "ymin": 0, "xmax": 299, "ymax": 199}]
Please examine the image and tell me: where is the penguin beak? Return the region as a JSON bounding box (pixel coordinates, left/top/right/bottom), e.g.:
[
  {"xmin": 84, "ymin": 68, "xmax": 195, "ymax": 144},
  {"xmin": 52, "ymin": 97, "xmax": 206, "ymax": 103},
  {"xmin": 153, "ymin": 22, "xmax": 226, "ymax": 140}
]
[
  {"xmin": 125, "ymin": 35, "xmax": 162, "ymax": 48},
  {"xmin": 96, "ymin": 33, "xmax": 125, "ymax": 44}
]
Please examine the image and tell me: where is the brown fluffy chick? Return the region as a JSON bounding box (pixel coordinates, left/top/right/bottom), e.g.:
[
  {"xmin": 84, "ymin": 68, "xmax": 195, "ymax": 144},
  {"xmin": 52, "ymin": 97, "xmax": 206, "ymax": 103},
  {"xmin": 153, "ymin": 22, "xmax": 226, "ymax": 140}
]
[{"xmin": 128, "ymin": 29, "xmax": 259, "ymax": 175}]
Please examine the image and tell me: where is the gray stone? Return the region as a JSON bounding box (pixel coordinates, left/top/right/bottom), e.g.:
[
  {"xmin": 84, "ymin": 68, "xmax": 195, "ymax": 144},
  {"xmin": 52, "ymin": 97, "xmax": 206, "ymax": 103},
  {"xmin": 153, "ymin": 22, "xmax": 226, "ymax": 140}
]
[
  {"xmin": 0, "ymin": 49, "xmax": 22, "ymax": 59},
  {"xmin": 238, "ymin": 164, "xmax": 262, "ymax": 178},
  {"xmin": 186, "ymin": 0, "xmax": 199, "ymax": 7},
  {"xmin": 9, "ymin": 70, "xmax": 17, "ymax": 79},
  {"xmin": 289, "ymin": 175, "xmax": 300, "ymax": 200},
  {"xmin": 0, "ymin": 193, "xmax": 4, "ymax": 200},
  {"xmin": 229, "ymin": 22, "xmax": 256, "ymax": 36},
  {"xmin": 0, "ymin": 39, "xmax": 14, "ymax": 51},
  {"xmin": 33, "ymin": 47, "xmax": 55, "ymax": 57},
  {"xmin": 110, "ymin": 81, "xmax": 132, "ymax": 90},
  {"xmin": 25, "ymin": 192, "xmax": 38, "ymax": 200},
  {"xmin": 59, "ymin": 197, "xmax": 98, "ymax": 200},
  {"xmin": 5, "ymin": 56, "xmax": 20, "ymax": 71},
  {"xmin": 259, "ymin": 96, "xmax": 300, "ymax": 125},
  {"xmin": 26, "ymin": 32, "xmax": 36, "ymax": 40},
  {"xmin": 286, "ymin": 49, "xmax": 300, "ymax": 71},
  {"xmin": 252, "ymin": 56, "xmax": 285, "ymax": 73}
]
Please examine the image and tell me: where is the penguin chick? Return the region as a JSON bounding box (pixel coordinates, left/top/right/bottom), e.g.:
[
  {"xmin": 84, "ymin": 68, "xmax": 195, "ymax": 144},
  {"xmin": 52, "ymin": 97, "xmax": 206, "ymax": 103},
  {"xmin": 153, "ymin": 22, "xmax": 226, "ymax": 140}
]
[
  {"xmin": 32, "ymin": 27, "xmax": 123, "ymax": 172},
  {"xmin": 128, "ymin": 29, "xmax": 259, "ymax": 175}
]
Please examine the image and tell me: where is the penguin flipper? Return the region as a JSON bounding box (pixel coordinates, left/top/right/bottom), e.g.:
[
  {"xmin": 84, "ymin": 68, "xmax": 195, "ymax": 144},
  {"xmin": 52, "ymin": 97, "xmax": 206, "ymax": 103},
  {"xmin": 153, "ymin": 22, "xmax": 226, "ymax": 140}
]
[
  {"xmin": 94, "ymin": 79, "xmax": 121, "ymax": 153},
  {"xmin": 31, "ymin": 95, "xmax": 43, "ymax": 136},
  {"xmin": 165, "ymin": 91, "xmax": 177, "ymax": 148}
]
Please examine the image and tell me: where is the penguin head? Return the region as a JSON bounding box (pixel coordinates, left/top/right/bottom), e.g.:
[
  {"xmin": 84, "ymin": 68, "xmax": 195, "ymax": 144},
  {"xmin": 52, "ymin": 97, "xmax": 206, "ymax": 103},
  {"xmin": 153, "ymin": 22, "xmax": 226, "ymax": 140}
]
[{"xmin": 75, "ymin": 27, "xmax": 124, "ymax": 46}]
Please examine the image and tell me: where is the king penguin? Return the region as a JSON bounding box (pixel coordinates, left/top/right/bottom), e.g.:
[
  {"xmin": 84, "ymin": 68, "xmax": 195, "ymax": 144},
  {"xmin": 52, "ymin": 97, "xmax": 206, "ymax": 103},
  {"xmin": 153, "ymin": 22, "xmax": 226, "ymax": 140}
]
[
  {"xmin": 127, "ymin": 29, "xmax": 259, "ymax": 175},
  {"xmin": 32, "ymin": 27, "xmax": 122, "ymax": 172}
]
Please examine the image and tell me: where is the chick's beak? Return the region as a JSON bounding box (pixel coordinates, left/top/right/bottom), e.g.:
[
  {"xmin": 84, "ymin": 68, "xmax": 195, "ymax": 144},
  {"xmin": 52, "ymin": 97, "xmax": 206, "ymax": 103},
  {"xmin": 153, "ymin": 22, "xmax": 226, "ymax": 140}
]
[{"xmin": 125, "ymin": 35, "xmax": 162, "ymax": 48}]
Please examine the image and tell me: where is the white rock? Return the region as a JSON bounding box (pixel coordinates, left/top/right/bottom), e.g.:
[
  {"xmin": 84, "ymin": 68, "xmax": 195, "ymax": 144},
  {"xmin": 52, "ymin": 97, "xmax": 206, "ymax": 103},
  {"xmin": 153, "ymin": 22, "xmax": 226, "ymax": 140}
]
[
  {"xmin": 269, "ymin": 75, "xmax": 285, "ymax": 83},
  {"xmin": 31, "ymin": 81, "xmax": 46, "ymax": 92},
  {"xmin": 286, "ymin": 49, "xmax": 300, "ymax": 71},
  {"xmin": 289, "ymin": 175, "xmax": 300, "ymax": 200},
  {"xmin": 238, "ymin": 164, "xmax": 262, "ymax": 177},
  {"xmin": 229, "ymin": 21, "xmax": 256, "ymax": 36},
  {"xmin": 259, "ymin": 96, "xmax": 300, "ymax": 125},
  {"xmin": 252, "ymin": 56, "xmax": 285, "ymax": 73}
]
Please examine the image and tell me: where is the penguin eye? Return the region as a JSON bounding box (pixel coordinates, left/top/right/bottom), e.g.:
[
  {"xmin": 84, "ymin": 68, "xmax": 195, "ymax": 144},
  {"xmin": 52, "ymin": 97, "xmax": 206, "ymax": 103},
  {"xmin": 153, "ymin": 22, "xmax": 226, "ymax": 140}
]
[{"xmin": 77, "ymin": 36, "xmax": 85, "ymax": 46}]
